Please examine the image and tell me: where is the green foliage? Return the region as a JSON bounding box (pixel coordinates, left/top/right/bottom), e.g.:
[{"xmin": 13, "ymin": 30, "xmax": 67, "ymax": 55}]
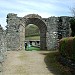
[
  {"xmin": 72, "ymin": 38, "xmax": 75, "ymax": 60},
  {"xmin": 59, "ymin": 37, "xmax": 75, "ymax": 61},
  {"xmin": 69, "ymin": 18, "xmax": 75, "ymax": 36},
  {"xmin": 25, "ymin": 24, "xmax": 40, "ymax": 37},
  {"xmin": 69, "ymin": 18, "xmax": 75, "ymax": 25},
  {"xmin": 59, "ymin": 38, "xmax": 67, "ymax": 57}
]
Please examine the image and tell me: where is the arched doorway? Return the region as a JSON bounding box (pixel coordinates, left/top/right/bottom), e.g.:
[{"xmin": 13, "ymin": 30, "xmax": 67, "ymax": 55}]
[
  {"xmin": 24, "ymin": 14, "xmax": 47, "ymax": 50},
  {"xmin": 25, "ymin": 24, "xmax": 40, "ymax": 51}
]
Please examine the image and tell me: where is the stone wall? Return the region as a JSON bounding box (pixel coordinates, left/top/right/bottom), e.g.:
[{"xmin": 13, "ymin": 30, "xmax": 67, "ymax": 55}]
[
  {"xmin": 45, "ymin": 16, "xmax": 71, "ymax": 50},
  {"xmin": 5, "ymin": 13, "xmax": 71, "ymax": 50},
  {"xmin": 0, "ymin": 25, "xmax": 6, "ymax": 71},
  {"xmin": 0, "ymin": 13, "xmax": 72, "ymax": 51},
  {"xmin": 58, "ymin": 16, "xmax": 71, "ymax": 39},
  {"xmin": 6, "ymin": 13, "xmax": 21, "ymax": 51},
  {"xmin": 43, "ymin": 17, "xmax": 58, "ymax": 50}
]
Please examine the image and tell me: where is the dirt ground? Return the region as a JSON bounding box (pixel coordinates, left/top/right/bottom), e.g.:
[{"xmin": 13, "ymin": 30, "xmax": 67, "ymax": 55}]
[{"xmin": 1, "ymin": 51, "xmax": 57, "ymax": 75}]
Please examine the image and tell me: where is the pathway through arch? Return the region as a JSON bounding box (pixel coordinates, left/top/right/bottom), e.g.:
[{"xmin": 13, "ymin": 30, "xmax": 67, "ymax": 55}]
[{"xmin": 2, "ymin": 51, "xmax": 59, "ymax": 75}]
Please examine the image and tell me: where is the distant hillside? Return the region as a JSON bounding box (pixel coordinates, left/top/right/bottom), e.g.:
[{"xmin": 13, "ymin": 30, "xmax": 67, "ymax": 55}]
[
  {"xmin": 25, "ymin": 24, "xmax": 40, "ymax": 37},
  {"xmin": 25, "ymin": 36, "xmax": 40, "ymax": 40}
]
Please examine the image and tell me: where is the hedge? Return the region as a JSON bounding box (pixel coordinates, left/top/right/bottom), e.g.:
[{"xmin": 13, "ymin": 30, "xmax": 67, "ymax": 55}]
[{"xmin": 59, "ymin": 37, "xmax": 75, "ymax": 61}]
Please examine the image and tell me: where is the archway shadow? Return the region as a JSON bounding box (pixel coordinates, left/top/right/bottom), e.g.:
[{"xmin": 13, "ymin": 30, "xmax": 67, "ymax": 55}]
[{"xmin": 40, "ymin": 51, "xmax": 63, "ymax": 75}]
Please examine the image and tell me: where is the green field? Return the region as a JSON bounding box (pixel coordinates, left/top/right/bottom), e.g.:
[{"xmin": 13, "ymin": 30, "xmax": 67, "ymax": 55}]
[
  {"xmin": 25, "ymin": 46, "xmax": 40, "ymax": 51},
  {"xmin": 25, "ymin": 36, "xmax": 40, "ymax": 51},
  {"xmin": 25, "ymin": 36, "xmax": 40, "ymax": 40}
]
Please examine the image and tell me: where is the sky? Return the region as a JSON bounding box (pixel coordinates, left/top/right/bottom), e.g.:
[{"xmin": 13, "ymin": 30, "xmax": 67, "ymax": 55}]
[{"xmin": 0, "ymin": 0, "xmax": 75, "ymax": 29}]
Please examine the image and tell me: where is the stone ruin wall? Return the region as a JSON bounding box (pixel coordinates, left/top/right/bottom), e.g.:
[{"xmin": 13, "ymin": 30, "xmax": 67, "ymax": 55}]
[
  {"xmin": 6, "ymin": 14, "xmax": 21, "ymax": 51},
  {"xmin": 5, "ymin": 14, "xmax": 71, "ymax": 51},
  {"xmin": 0, "ymin": 13, "xmax": 71, "ymax": 51},
  {"xmin": 43, "ymin": 16, "xmax": 71, "ymax": 49},
  {"xmin": 0, "ymin": 25, "xmax": 7, "ymax": 71}
]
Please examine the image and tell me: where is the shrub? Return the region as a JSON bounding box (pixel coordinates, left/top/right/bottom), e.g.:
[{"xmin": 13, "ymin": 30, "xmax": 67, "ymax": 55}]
[{"xmin": 59, "ymin": 37, "xmax": 75, "ymax": 61}]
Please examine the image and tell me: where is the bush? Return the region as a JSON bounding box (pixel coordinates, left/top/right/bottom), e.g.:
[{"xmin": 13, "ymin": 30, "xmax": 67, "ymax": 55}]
[{"xmin": 59, "ymin": 37, "xmax": 75, "ymax": 61}]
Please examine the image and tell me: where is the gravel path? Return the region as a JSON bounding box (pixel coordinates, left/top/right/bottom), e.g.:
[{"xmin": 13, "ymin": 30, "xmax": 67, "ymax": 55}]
[{"xmin": 2, "ymin": 51, "xmax": 56, "ymax": 75}]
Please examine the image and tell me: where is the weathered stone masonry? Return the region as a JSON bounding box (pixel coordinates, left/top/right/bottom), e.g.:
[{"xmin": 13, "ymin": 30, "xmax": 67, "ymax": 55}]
[
  {"xmin": 0, "ymin": 13, "xmax": 71, "ymax": 52},
  {"xmin": 0, "ymin": 25, "xmax": 7, "ymax": 71}
]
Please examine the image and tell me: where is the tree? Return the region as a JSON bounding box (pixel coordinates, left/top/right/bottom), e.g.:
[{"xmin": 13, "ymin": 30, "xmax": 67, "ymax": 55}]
[
  {"xmin": 25, "ymin": 24, "xmax": 40, "ymax": 37},
  {"xmin": 71, "ymin": 7, "xmax": 75, "ymax": 17},
  {"xmin": 70, "ymin": 7, "xmax": 75, "ymax": 36},
  {"xmin": 70, "ymin": 18, "xmax": 75, "ymax": 36}
]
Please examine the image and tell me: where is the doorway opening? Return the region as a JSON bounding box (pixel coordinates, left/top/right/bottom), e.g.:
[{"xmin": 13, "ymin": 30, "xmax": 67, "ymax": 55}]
[{"xmin": 25, "ymin": 24, "xmax": 40, "ymax": 51}]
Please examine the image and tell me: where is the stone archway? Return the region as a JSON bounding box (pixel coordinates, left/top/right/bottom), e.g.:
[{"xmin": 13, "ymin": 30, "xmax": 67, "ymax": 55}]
[
  {"xmin": 6, "ymin": 13, "xmax": 71, "ymax": 51},
  {"xmin": 23, "ymin": 14, "xmax": 47, "ymax": 50}
]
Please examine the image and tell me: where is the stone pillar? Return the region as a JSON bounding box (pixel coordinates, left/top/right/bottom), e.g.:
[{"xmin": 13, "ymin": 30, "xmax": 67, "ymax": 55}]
[
  {"xmin": 6, "ymin": 13, "xmax": 20, "ymax": 51},
  {"xmin": 46, "ymin": 17, "xmax": 58, "ymax": 50},
  {"xmin": 40, "ymin": 27, "xmax": 47, "ymax": 50},
  {"xmin": 19, "ymin": 24, "xmax": 25, "ymax": 50}
]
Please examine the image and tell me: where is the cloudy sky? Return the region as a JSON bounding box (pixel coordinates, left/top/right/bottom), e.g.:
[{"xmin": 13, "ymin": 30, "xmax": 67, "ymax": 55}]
[{"xmin": 0, "ymin": 0, "xmax": 75, "ymax": 29}]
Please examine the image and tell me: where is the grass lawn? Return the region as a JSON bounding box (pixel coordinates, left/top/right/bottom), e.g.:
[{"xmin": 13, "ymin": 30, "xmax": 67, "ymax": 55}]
[
  {"xmin": 25, "ymin": 36, "xmax": 40, "ymax": 40},
  {"xmin": 25, "ymin": 46, "xmax": 40, "ymax": 51}
]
